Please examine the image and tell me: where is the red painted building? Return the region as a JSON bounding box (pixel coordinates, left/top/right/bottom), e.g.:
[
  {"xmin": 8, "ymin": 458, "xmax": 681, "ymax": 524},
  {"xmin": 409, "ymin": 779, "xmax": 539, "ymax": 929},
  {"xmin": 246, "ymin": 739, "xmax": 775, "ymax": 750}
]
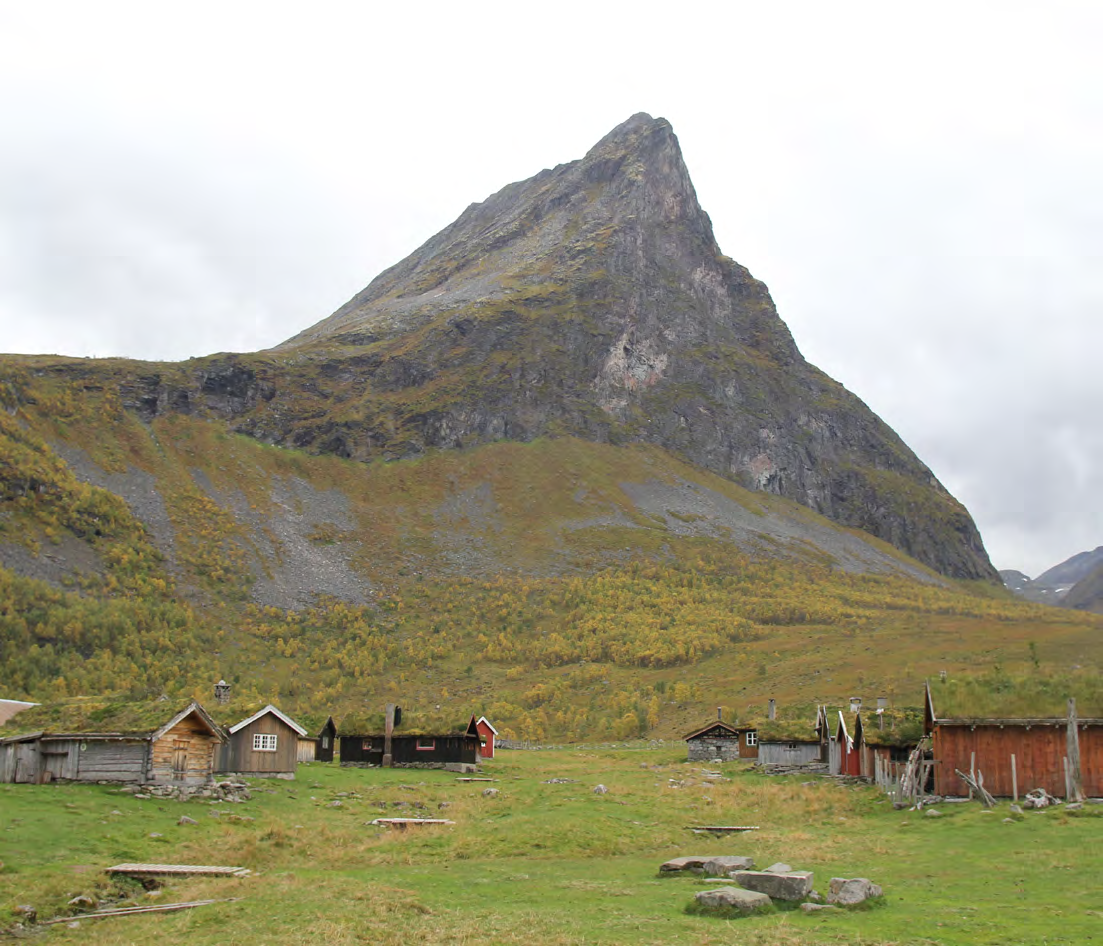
[{"xmin": 475, "ymin": 717, "xmax": 497, "ymax": 759}]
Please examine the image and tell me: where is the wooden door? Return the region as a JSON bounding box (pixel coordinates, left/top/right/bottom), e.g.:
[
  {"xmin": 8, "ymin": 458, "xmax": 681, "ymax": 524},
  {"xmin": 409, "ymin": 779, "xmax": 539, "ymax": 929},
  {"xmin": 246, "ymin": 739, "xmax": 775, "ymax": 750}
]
[{"xmin": 172, "ymin": 741, "xmax": 188, "ymax": 780}]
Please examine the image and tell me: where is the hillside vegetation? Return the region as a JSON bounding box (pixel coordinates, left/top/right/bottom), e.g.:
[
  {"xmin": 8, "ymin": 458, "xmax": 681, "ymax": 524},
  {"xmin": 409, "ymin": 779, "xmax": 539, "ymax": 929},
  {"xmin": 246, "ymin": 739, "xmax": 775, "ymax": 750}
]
[{"xmin": 1, "ymin": 363, "xmax": 1100, "ymax": 739}]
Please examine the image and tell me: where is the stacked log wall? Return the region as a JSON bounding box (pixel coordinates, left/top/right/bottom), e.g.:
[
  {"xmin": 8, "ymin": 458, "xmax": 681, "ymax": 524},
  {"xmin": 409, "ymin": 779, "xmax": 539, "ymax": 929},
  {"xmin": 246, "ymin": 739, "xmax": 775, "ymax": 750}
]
[{"xmin": 149, "ymin": 716, "xmax": 218, "ymax": 785}]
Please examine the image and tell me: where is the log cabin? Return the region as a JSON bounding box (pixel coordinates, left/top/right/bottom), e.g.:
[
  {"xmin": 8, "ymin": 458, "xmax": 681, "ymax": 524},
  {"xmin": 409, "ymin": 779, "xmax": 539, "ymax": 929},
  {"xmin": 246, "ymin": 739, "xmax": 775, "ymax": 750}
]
[
  {"xmin": 0, "ymin": 698, "xmax": 223, "ymax": 785},
  {"xmin": 924, "ymin": 679, "xmax": 1103, "ymax": 798},
  {"xmin": 216, "ymin": 704, "xmax": 307, "ymax": 779},
  {"xmin": 338, "ymin": 712, "xmax": 480, "ymax": 771}
]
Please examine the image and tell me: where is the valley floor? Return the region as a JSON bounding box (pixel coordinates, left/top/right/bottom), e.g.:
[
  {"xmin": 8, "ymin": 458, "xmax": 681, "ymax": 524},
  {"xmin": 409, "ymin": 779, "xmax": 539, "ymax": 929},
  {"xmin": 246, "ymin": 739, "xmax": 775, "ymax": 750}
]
[{"xmin": 2, "ymin": 748, "xmax": 1101, "ymax": 945}]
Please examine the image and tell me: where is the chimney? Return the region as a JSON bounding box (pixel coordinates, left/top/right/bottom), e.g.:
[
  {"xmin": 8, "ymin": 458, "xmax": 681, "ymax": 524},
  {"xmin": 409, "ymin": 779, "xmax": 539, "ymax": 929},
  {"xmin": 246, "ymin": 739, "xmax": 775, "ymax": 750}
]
[
  {"xmin": 877, "ymin": 696, "xmax": 888, "ymax": 711},
  {"xmin": 717, "ymin": 706, "xmax": 722, "ymax": 721},
  {"xmin": 768, "ymin": 699, "xmax": 776, "ymax": 720},
  {"xmin": 849, "ymin": 697, "xmax": 862, "ymax": 713},
  {"xmin": 214, "ymin": 679, "xmax": 231, "ymax": 705}
]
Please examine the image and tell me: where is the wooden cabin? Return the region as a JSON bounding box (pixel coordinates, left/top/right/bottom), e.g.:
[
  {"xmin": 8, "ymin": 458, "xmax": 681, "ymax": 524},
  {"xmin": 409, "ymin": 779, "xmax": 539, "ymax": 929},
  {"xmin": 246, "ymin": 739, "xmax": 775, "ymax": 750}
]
[
  {"xmin": 217, "ymin": 704, "xmax": 307, "ymax": 779},
  {"xmin": 297, "ymin": 735, "xmax": 317, "ymax": 764},
  {"xmin": 339, "ymin": 713, "xmax": 480, "ymax": 771},
  {"xmin": 754, "ymin": 715, "xmax": 821, "ymax": 766},
  {"xmin": 855, "ymin": 707, "xmax": 923, "ymax": 778},
  {"xmin": 831, "ymin": 711, "xmax": 862, "ymax": 776},
  {"xmin": 475, "ymin": 717, "xmax": 498, "ymax": 759},
  {"xmin": 0, "ymin": 699, "xmax": 223, "ymax": 785},
  {"xmin": 925, "ymin": 680, "xmax": 1103, "ymax": 798},
  {"xmin": 315, "ymin": 716, "xmax": 337, "ymax": 763}
]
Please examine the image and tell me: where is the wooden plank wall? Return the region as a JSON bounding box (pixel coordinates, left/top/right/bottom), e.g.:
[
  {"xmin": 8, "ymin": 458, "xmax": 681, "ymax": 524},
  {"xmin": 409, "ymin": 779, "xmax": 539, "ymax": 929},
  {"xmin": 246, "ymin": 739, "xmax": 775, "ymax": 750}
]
[
  {"xmin": 933, "ymin": 724, "xmax": 1103, "ymax": 797},
  {"xmin": 296, "ymin": 738, "xmax": 316, "ymax": 763},
  {"xmin": 221, "ymin": 716, "xmax": 297, "ymax": 775},
  {"xmin": 150, "ymin": 717, "xmax": 217, "ymax": 785},
  {"xmin": 74, "ymin": 740, "xmax": 148, "ymax": 782}
]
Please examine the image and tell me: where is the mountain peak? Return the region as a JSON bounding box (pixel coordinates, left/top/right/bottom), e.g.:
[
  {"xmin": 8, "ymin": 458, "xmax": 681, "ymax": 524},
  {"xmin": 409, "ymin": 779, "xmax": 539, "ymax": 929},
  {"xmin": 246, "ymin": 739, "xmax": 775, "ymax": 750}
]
[{"xmin": 260, "ymin": 115, "xmax": 997, "ymax": 581}]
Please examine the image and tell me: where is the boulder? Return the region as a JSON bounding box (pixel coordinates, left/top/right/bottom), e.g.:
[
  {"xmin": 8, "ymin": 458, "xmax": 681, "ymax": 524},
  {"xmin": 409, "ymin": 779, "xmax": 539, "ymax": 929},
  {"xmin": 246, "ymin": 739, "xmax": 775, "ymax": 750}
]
[
  {"xmin": 178, "ymin": 815, "xmax": 199, "ymax": 826},
  {"xmin": 827, "ymin": 877, "xmax": 883, "ymax": 905},
  {"xmin": 67, "ymin": 895, "xmax": 97, "ymax": 911},
  {"xmin": 924, "ymin": 808, "xmax": 943, "ymax": 818},
  {"xmin": 482, "ymin": 787, "xmax": 500, "ymax": 798},
  {"xmin": 732, "ymin": 870, "xmax": 814, "ymax": 901},
  {"xmin": 593, "ymin": 784, "xmax": 608, "ymax": 795},
  {"xmin": 800, "ymin": 902, "xmax": 839, "ymax": 913},
  {"xmin": 659, "ymin": 856, "xmax": 710, "ymax": 873},
  {"xmin": 764, "ymin": 862, "xmax": 792, "ymax": 873},
  {"xmin": 702, "ymin": 856, "xmax": 755, "ymax": 876},
  {"xmin": 692, "ymin": 887, "xmax": 773, "ymax": 916}
]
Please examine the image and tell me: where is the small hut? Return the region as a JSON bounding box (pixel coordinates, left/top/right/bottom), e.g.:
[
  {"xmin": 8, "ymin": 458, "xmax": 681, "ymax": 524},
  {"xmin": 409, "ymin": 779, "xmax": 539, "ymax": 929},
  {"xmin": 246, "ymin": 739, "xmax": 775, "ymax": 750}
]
[
  {"xmin": 832, "ymin": 710, "xmax": 862, "ymax": 776},
  {"xmin": 475, "ymin": 717, "xmax": 498, "ymax": 759},
  {"xmin": 684, "ymin": 719, "xmax": 743, "ymax": 762},
  {"xmin": 755, "ymin": 715, "xmax": 822, "ymax": 766},
  {"xmin": 216, "ymin": 704, "xmax": 307, "ymax": 779},
  {"xmin": 315, "ymin": 716, "xmax": 337, "ymax": 763},
  {"xmin": 0, "ymin": 698, "xmax": 223, "ymax": 785}
]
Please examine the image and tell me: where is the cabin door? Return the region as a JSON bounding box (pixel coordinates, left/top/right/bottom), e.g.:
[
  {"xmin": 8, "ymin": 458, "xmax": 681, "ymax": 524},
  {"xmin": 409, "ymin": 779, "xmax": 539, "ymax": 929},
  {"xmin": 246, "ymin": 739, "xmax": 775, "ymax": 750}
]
[{"xmin": 172, "ymin": 741, "xmax": 188, "ymax": 780}]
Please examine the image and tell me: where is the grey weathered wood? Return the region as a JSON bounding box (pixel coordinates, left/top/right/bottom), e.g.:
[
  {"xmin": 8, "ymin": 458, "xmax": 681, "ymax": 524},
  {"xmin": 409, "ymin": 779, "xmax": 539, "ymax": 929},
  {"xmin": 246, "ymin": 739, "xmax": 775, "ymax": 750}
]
[
  {"xmin": 40, "ymin": 898, "xmax": 242, "ymax": 925},
  {"xmin": 1067, "ymin": 698, "xmax": 1084, "ymax": 802},
  {"xmin": 954, "ymin": 767, "xmax": 996, "ymax": 807},
  {"xmin": 1011, "ymin": 753, "xmax": 1018, "ymax": 802}
]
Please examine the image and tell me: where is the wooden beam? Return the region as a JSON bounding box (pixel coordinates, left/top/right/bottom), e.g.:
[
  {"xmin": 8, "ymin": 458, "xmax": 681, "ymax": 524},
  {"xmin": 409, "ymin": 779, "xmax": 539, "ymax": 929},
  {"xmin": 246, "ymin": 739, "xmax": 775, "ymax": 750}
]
[{"xmin": 1067, "ymin": 698, "xmax": 1084, "ymax": 803}]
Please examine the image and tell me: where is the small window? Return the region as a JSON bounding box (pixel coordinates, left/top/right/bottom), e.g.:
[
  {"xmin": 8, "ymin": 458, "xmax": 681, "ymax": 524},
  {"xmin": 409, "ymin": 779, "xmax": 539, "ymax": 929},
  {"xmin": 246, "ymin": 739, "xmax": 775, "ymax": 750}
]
[
  {"xmin": 745, "ymin": 731, "xmax": 757, "ymax": 747},
  {"xmin": 253, "ymin": 733, "xmax": 278, "ymax": 752},
  {"xmin": 362, "ymin": 739, "xmax": 373, "ymax": 751},
  {"xmin": 416, "ymin": 738, "xmax": 436, "ymax": 751},
  {"xmin": 785, "ymin": 742, "xmax": 798, "ymax": 750},
  {"xmin": 321, "ymin": 736, "xmax": 330, "ymax": 749}
]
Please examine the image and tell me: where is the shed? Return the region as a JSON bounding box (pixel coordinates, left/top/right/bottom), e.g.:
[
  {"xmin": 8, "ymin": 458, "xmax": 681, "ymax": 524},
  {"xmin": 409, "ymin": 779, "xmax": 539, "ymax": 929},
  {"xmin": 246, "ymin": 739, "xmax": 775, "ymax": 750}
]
[
  {"xmin": 684, "ymin": 720, "xmax": 743, "ymax": 762},
  {"xmin": 855, "ymin": 707, "xmax": 923, "ymax": 778},
  {"xmin": 924, "ymin": 679, "xmax": 1103, "ymax": 798},
  {"xmin": 475, "ymin": 717, "xmax": 498, "ymax": 759},
  {"xmin": 754, "ymin": 716, "xmax": 821, "ymax": 766},
  {"xmin": 339, "ymin": 712, "xmax": 480, "ymax": 771},
  {"xmin": 0, "ymin": 698, "xmax": 223, "ymax": 785},
  {"xmin": 832, "ymin": 710, "xmax": 862, "ymax": 776},
  {"xmin": 216, "ymin": 704, "xmax": 307, "ymax": 779},
  {"xmin": 315, "ymin": 716, "xmax": 337, "ymax": 763}
]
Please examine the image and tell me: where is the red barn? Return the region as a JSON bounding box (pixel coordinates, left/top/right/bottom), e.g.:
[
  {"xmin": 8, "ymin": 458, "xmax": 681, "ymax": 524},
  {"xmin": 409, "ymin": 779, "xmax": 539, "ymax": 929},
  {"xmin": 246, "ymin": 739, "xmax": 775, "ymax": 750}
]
[
  {"xmin": 925, "ymin": 679, "xmax": 1103, "ymax": 798},
  {"xmin": 475, "ymin": 717, "xmax": 498, "ymax": 759}
]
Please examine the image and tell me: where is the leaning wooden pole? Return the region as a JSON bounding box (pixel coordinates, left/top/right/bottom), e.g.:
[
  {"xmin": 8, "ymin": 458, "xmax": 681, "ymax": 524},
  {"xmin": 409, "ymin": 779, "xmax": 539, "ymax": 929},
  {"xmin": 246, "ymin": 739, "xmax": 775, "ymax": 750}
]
[{"xmin": 1067, "ymin": 697, "xmax": 1084, "ymax": 803}]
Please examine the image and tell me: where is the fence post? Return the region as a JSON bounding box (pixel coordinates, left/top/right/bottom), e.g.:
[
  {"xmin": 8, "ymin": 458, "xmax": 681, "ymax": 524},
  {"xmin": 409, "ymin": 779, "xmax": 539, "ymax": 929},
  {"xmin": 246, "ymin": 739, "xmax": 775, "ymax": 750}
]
[{"xmin": 1011, "ymin": 753, "xmax": 1017, "ymax": 803}]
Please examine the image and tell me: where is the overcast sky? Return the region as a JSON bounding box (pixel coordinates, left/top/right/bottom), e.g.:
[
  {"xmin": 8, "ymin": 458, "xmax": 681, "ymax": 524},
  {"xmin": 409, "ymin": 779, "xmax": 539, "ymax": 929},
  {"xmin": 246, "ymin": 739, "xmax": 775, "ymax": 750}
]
[{"xmin": 1, "ymin": 3, "xmax": 1100, "ymax": 576}]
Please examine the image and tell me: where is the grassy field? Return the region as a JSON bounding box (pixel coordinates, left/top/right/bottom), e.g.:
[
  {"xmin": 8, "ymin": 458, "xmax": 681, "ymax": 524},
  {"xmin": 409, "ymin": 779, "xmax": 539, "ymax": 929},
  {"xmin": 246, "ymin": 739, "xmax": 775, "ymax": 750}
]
[{"xmin": 2, "ymin": 749, "xmax": 1102, "ymax": 945}]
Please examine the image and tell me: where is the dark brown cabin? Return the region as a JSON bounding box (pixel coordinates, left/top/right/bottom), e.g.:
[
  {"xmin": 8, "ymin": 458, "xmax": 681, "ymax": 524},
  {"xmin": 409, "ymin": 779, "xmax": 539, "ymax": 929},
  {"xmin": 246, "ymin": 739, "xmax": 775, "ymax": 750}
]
[
  {"xmin": 339, "ymin": 714, "xmax": 480, "ymax": 770},
  {"xmin": 217, "ymin": 704, "xmax": 307, "ymax": 779},
  {"xmin": 315, "ymin": 716, "xmax": 337, "ymax": 763}
]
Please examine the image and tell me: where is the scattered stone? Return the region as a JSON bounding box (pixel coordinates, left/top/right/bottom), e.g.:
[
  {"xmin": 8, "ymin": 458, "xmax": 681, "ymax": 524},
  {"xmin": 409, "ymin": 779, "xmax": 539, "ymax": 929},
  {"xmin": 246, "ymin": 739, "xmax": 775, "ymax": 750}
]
[
  {"xmin": 482, "ymin": 788, "xmax": 500, "ymax": 798},
  {"xmin": 328, "ymin": 801, "xmax": 343, "ymax": 808},
  {"xmin": 924, "ymin": 809, "xmax": 943, "ymax": 818},
  {"xmin": 149, "ymin": 833, "xmax": 163, "ymax": 838},
  {"xmin": 13, "ymin": 905, "xmax": 36, "ymax": 924},
  {"xmin": 68, "ymin": 895, "xmax": 97, "ymax": 910},
  {"xmin": 827, "ymin": 877, "xmax": 883, "ymax": 905},
  {"xmin": 800, "ymin": 902, "xmax": 839, "ymax": 913},
  {"xmin": 1022, "ymin": 788, "xmax": 1061, "ymax": 809},
  {"xmin": 692, "ymin": 886, "xmax": 773, "ymax": 916},
  {"xmin": 228, "ymin": 814, "xmax": 255, "ymax": 823},
  {"xmin": 178, "ymin": 816, "xmax": 199, "ymax": 826},
  {"xmin": 1003, "ymin": 817, "xmax": 1016, "ymax": 823},
  {"xmin": 593, "ymin": 784, "xmax": 608, "ymax": 795},
  {"xmin": 67, "ymin": 921, "xmax": 81, "ymax": 929},
  {"xmin": 808, "ymin": 889, "xmax": 825, "ymax": 902},
  {"xmin": 702, "ymin": 856, "xmax": 755, "ymax": 876},
  {"xmin": 659, "ymin": 856, "xmax": 711, "ymax": 873},
  {"xmin": 438, "ymin": 802, "xmax": 451, "ymax": 810},
  {"xmin": 542, "ymin": 778, "xmax": 576, "ymax": 784},
  {"xmin": 134, "ymin": 794, "xmax": 150, "ymax": 800},
  {"xmin": 146, "ymin": 890, "xmax": 163, "ymax": 899},
  {"xmin": 1009, "ymin": 803, "xmax": 1024, "ymax": 815},
  {"xmin": 1066, "ymin": 802, "xmax": 1084, "ymax": 811},
  {"xmin": 732, "ymin": 870, "xmax": 814, "ymax": 901},
  {"xmin": 110, "ymin": 810, "xmax": 123, "ymax": 816},
  {"xmin": 764, "ymin": 862, "xmax": 792, "ymax": 873}
]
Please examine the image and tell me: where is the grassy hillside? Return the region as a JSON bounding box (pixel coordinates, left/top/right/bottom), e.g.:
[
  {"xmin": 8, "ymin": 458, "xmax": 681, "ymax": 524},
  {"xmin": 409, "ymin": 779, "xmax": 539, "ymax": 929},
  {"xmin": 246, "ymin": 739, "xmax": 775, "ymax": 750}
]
[
  {"xmin": 3, "ymin": 749, "xmax": 1103, "ymax": 944},
  {"xmin": 1, "ymin": 361, "xmax": 1101, "ymax": 738}
]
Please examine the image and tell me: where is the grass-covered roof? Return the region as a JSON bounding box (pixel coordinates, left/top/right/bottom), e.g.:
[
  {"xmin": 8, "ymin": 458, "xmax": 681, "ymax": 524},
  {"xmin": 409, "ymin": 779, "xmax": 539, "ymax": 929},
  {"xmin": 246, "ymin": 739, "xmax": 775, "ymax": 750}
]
[
  {"xmin": 338, "ymin": 709, "xmax": 476, "ymax": 737},
  {"xmin": 0, "ymin": 696, "xmax": 203, "ymax": 738},
  {"xmin": 928, "ymin": 672, "xmax": 1103, "ymax": 721},
  {"xmin": 860, "ymin": 708, "xmax": 924, "ymax": 747}
]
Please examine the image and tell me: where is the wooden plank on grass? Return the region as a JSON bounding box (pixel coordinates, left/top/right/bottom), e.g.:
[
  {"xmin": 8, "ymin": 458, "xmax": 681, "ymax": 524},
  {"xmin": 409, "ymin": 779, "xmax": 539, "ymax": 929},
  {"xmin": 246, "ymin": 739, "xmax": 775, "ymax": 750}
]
[
  {"xmin": 107, "ymin": 863, "xmax": 251, "ymax": 878},
  {"xmin": 40, "ymin": 899, "xmax": 242, "ymax": 925},
  {"xmin": 686, "ymin": 825, "xmax": 759, "ymax": 832}
]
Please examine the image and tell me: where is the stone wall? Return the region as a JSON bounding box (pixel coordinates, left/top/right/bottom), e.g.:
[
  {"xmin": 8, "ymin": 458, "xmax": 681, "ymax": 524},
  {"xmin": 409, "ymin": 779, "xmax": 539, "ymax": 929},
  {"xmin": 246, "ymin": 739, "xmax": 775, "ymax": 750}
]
[{"xmin": 688, "ymin": 737, "xmax": 740, "ymax": 762}]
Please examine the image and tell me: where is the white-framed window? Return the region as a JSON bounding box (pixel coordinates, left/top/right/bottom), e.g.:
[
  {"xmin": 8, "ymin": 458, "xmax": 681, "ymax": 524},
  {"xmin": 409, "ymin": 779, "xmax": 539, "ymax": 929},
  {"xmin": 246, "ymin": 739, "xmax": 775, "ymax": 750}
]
[
  {"xmin": 321, "ymin": 736, "xmax": 330, "ymax": 749},
  {"xmin": 416, "ymin": 738, "xmax": 436, "ymax": 751},
  {"xmin": 745, "ymin": 731, "xmax": 757, "ymax": 747},
  {"xmin": 253, "ymin": 733, "xmax": 278, "ymax": 752}
]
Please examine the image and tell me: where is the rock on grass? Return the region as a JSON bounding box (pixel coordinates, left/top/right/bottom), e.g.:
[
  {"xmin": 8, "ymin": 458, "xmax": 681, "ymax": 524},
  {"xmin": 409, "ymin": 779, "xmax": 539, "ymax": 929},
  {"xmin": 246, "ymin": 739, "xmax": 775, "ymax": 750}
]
[{"xmin": 688, "ymin": 887, "xmax": 774, "ymax": 918}]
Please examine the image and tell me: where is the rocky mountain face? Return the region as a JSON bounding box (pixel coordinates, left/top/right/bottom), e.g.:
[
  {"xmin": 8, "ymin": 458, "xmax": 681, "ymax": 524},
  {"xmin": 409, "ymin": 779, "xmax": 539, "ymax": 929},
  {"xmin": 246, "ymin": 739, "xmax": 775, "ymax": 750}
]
[
  {"xmin": 1003, "ymin": 547, "xmax": 1103, "ymax": 606},
  {"xmin": 16, "ymin": 114, "xmax": 996, "ymax": 581},
  {"xmin": 1063, "ymin": 563, "xmax": 1103, "ymax": 613}
]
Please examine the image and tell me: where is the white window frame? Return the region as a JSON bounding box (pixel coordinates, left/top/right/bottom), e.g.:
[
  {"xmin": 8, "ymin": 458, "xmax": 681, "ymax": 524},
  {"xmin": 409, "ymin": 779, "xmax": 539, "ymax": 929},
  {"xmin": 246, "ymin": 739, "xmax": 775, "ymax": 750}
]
[
  {"xmin": 416, "ymin": 737, "xmax": 436, "ymax": 751},
  {"xmin": 321, "ymin": 736, "xmax": 330, "ymax": 749},
  {"xmin": 253, "ymin": 733, "xmax": 278, "ymax": 752},
  {"xmin": 745, "ymin": 731, "xmax": 757, "ymax": 747}
]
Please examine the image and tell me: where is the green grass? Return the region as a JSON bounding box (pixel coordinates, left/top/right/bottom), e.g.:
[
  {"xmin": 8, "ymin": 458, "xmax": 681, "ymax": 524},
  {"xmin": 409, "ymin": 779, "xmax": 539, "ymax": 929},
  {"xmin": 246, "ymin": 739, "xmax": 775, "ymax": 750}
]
[{"xmin": 2, "ymin": 749, "xmax": 1102, "ymax": 944}]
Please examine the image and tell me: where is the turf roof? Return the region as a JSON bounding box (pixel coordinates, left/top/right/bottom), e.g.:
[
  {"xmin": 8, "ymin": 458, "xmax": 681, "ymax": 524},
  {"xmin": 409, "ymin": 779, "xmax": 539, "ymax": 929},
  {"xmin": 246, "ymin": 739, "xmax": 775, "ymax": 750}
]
[
  {"xmin": 0, "ymin": 697, "xmax": 204, "ymax": 738},
  {"xmin": 928, "ymin": 673, "xmax": 1103, "ymax": 721}
]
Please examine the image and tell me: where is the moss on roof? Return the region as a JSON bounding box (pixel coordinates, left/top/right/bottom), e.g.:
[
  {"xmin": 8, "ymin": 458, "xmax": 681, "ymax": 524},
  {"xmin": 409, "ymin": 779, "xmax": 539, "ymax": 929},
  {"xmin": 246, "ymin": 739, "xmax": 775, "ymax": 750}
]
[
  {"xmin": 860, "ymin": 709, "xmax": 924, "ymax": 747},
  {"xmin": 338, "ymin": 709, "xmax": 475, "ymax": 737},
  {"xmin": 747, "ymin": 717, "xmax": 819, "ymax": 743},
  {"xmin": 0, "ymin": 697, "xmax": 202, "ymax": 738},
  {"xmin": 929, "ymin": 672, "xmax": 1103, "ymax": 721}
]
